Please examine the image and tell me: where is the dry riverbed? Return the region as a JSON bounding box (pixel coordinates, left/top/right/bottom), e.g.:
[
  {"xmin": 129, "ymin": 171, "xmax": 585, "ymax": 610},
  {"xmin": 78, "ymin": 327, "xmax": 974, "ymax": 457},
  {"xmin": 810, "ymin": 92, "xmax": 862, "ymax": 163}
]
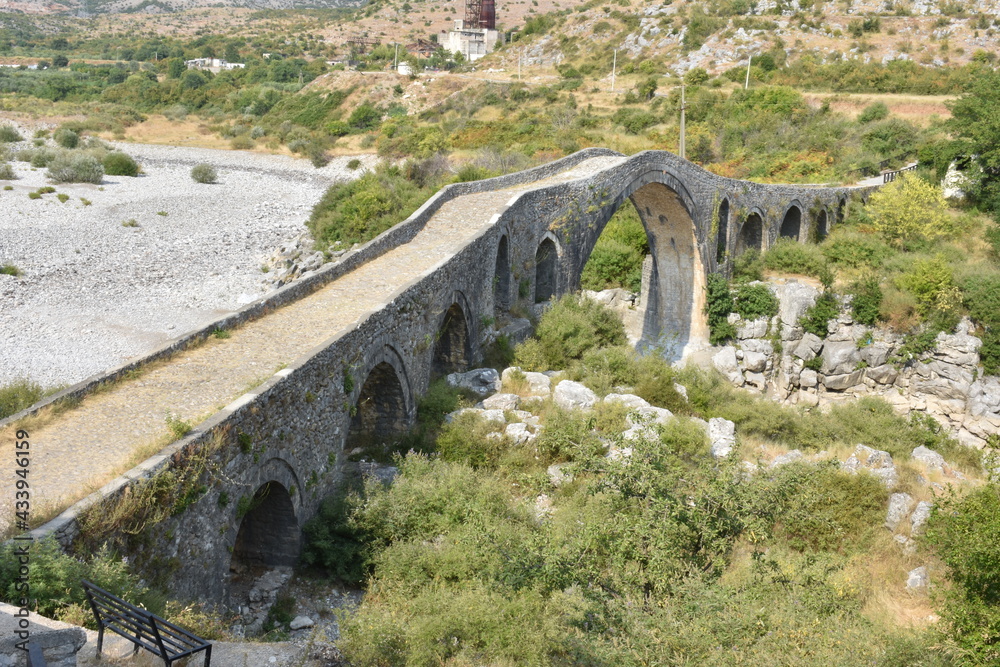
[{"xmin": 0, "ymin": 136, "xmax": 373, "ymax": 388}]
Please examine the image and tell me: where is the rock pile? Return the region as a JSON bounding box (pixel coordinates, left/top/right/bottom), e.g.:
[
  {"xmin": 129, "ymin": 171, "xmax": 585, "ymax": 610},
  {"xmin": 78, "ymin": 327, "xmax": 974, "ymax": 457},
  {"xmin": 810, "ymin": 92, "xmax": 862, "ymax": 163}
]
[{"xmin": 712, "ymin": 278, "xmax": 1000, "ymax": 450}]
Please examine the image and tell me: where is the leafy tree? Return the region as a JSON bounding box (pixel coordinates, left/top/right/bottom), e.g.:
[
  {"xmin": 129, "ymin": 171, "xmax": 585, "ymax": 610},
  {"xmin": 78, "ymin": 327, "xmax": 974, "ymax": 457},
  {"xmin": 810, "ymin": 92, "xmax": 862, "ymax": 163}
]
[
  {"xmin": 166, "ymin": 58, "xmax": 185, "ymax": 79},
  {"xmin": 52, "ymin": 54, "xmax": 68, "ymax": 68},
  {"xmin": 946, "ymin": 69, "xmax": 1000, "ymax": 211},
  {"xmin": 867, "ymin": 173, "xmax": 952, "ymax": 247}
]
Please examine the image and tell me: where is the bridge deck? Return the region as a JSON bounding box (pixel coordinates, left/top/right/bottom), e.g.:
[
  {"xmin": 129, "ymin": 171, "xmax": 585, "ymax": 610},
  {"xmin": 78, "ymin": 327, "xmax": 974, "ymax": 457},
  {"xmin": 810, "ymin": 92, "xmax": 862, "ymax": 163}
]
[{"xmin": 0, "ymin": 155, "xmax": 626, "ymax": 527}]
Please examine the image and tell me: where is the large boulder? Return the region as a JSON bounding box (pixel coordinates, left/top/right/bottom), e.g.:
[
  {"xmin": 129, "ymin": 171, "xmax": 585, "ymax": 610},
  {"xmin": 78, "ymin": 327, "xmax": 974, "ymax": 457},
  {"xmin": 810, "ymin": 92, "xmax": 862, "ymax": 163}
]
[
  {"xmin": 626, "ymin": 406, "xmax": 673, "ymax": 427},
  {"xmin": 772, "ymin": 280, "xmax": 819, "ymax": 328},
  {"xmin": 604, "ymin": 393, "xmax": 651, "ymax": 409},
  {"xmin": 502, "ymin": 367, "xmax": 552, "ymax": 397},
  {"xmin": 823, "ymin": 369, "xmax": 865, "ymax": 391},
  {"xmin": 709, "ymin": 417, "xmax": 736, "ymax": 459},
  {"xmin": 842, "ymin": 444, "xmax": 898, "ymax": 488},
  {"xmin": 447, "ymin": 368, "xmax": 501, "ymax": 397},
  {"xmin": 910, "ymin": 501, "xmax": 933, "ymax": 536},
  {"xmin": 906, "ymin": 566, "xmax": 929, "ymax": 591},
  {"xmin": 821, "ymin": 340, "xmax": 862, "ymax": 376},
  {"xmin": 911, "ymin": 446, "xmax": 946, "ymax": 473},
  {"xmin": 482, "ymin": 393, "xmax": 521, "ymax": 411},
  {"xmin": 885, "ymin": 492, "xmax": 914, "ymax": 531},
  {"xmin": 713, "ymin": 346, "xmax": 743, "ymax": 385},
  {"xmin": 742, "ymin": 350, "xmax": 768, "ymax": 373},
  {"xmin": 553, "ymin": 380, "xmax": 598, "ymax": 411},
  {"xmin": 792, "ymin": 333, "xmax": 824, "ymax": 361}
]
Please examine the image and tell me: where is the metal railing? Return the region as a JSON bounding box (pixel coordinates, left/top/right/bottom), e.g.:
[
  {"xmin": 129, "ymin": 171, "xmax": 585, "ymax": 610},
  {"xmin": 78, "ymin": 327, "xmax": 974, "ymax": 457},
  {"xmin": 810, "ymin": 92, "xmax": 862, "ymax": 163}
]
[{"xmin": 883, "ymin": 163, "xmax": 919, "ymax": 183}]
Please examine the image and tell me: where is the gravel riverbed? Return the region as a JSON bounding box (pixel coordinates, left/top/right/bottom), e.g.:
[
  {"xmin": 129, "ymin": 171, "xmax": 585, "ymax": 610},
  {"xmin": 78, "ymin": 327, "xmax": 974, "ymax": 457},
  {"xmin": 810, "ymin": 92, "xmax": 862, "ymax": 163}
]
[{"xmin": 0, "ymin": 138, "xmax": 374, "ymax": 388}]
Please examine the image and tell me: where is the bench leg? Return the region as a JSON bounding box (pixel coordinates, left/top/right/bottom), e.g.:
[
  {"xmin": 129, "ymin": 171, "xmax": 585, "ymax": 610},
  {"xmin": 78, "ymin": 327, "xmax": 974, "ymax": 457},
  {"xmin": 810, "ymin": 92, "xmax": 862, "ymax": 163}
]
[
  {"xmin": 204, "ymin": 644, "xmax": 212, "ymax": 667},
  {"xmin": 96, "ymin": 627, "xmax": 104, "ymax": 657}
]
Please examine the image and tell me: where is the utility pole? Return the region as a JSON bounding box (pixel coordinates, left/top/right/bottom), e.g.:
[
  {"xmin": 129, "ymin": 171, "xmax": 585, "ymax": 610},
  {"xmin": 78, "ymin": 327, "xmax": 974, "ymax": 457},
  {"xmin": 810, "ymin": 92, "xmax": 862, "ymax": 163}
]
[
  {"xmin": 679, "ymin": 84, "xmax": 686, "ymax": 160},
  {"xmin": 394, "ymin": 43, "xmax": 399, "ymax": 70},
  {"xmin": 745, "ymin": 55, "xmax": 752, "ymax": 90},
  {"xmin": 517, "ymin": 50, "xmax": 521, "ymax": 80},
  {"xmin": 611, "ymin": 48, "xmax": 617, "ymax": 92}
]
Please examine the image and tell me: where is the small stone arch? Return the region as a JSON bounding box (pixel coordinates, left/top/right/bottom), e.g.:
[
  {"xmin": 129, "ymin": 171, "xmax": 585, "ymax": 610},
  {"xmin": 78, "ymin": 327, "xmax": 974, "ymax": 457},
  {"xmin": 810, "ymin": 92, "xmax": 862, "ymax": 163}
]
[
  {"xmin": 494, "ymin": 234, "xmax": 511, "ymax": 314},
  {"xmin": 347, "ymin": 345, "xmax": 413, "ymax": 448},
  {"xmin": 230, "ymin": 481, "xmax": 299, "ymax": 573},
  {"xmin": 735, "ymin": 211, "xmax": 764, "ymax": 255},
  {"xmin": 716, "ymin": 198, "xmax": 730, "ymax": 263},
  {"xmin": 780, "ymin": 204, "xmax": 802, "ymax": 241},
  {"xmin": 815, "ymin": 209, "xmax": 829, "ymax": 242},
  {"xmin": 432, "ymin": 301, "xmax": 471, "ymax": 378},
  {"xmin": 534, "ymin": 235, "xmax": 559, "ymax": 303}
]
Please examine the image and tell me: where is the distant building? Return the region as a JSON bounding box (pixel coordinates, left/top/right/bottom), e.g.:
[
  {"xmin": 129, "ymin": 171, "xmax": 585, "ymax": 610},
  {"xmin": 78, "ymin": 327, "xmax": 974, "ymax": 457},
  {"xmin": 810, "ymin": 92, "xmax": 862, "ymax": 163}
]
[
  {"xmin": 397, "ymin": 62, "xmax": 414, "ymax": 76},
  {"xmin": 440, "ymin": 20, "xmax": 501, "ymax": 62},
  {"xmin": 185, "ymin": 58, "xmax": 245, "ymax": 72}
]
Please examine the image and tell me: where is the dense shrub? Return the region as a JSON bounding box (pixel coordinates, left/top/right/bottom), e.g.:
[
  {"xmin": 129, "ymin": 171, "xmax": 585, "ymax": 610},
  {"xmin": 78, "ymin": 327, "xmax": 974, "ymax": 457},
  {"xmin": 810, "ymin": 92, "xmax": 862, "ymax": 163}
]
[
  {"xmin": 530, "ymin": 295, "xmax": 626, "ymax": 369},
  {"xmin": 732, "ymin": 283, "xmax": 779, "ymax": 321},
  {"xmin": 0, "ymin": 539, "xmax": 149, "ymax": 622},
  {"xmin": 868, "ymin": 173, "xmax": 952, "ymax": 247},
  {"xmin": 46, "ymin": 153, "xmax": 103, "ymax": 184},
  {"xmin": 896, "ymin": 255, "xmax": 959, "ymax": 318},
  {"xmin": 102, "ymin": 151, "xmax": 139, "ymax": 177},
  {"xmin": 732, "ymin": 248, "xmax": 765, "ymax": 282},
  {"xmin": 799, "ymin": 291, "xmax": 840, "ymax": 338},
  {"xmin": 849, "ymin": 275, "xmax": 883, "ymax": 325},
  {"xmin": 0, "ymin": 125, "xmax": 22, "ymax": 142},
  {"xmin": 0, "ymin": 377, "xmax": 44, "ymax": 419},
  {"xmin": 190, "ymin": 163, "xmax": 216, "ymax": 184},
  {"xmin": 961, "ymin": 273, "xmax": 1000, "ymax": 373},
  {"xmin": 53, "ymin": 127, "xmax": 79, "ymax": 149},
  {"xmin": 705, "ymin": 272, "xmax": 736, "ymax": 345},
  {"xmin": 763, "ymin": 238, "xmax": 833, "ymax": 286},
  {"xmin": 926, "ymin": 484, "xmax": 1000, "ymax": 665},
  {"xmin": 858, "ymin": 101, "xmax": 889, "ymax": 123},
  {"xmin": 821, "ymin": 229, "xmax": 896, "ymax": 268},
  {"xmin": 307, "ymin": 164, "xmax": 432, "ymax": 247},
  {"xmin": 0, "ymin": 163, "xmax": 15, "ymax": 180}
]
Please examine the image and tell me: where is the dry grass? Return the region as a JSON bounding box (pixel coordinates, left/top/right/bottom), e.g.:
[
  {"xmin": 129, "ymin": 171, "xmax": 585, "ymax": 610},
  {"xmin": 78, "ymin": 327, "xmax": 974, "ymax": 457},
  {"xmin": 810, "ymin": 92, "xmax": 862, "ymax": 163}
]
[{"xmin": 803, "ymin": 92, "xmax": 954, "ymax": 127}]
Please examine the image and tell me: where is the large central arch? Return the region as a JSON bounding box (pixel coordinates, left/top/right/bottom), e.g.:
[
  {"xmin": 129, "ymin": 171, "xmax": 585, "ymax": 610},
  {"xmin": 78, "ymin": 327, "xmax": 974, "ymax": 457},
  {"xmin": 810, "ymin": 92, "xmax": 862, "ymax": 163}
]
[{"xmin": 566, "ymin": 169, "xmax": 708, "ymax": 358}]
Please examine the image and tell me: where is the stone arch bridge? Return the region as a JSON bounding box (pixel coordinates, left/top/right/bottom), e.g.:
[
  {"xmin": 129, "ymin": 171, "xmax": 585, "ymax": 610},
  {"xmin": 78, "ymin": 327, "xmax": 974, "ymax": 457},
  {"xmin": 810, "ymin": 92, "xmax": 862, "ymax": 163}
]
[{"xmin": 17, "ymin": 148, "xmax": 868, "ymax": 605}]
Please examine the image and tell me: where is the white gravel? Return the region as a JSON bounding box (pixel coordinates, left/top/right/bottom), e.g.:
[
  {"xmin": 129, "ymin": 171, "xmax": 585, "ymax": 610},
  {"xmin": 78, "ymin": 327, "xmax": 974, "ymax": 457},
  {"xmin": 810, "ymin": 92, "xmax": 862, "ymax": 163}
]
[{"xmin": 0, "ymin": 138, "xmax": 374, "ymax": 388}]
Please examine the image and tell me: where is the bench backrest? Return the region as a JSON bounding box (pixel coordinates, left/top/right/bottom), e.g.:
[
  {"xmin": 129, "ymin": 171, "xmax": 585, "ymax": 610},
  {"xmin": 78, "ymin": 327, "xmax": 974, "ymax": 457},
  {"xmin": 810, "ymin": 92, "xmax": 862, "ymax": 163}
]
[{"xmin": 81, "ymin": 580, "xmax": 209, "ymax": 658}]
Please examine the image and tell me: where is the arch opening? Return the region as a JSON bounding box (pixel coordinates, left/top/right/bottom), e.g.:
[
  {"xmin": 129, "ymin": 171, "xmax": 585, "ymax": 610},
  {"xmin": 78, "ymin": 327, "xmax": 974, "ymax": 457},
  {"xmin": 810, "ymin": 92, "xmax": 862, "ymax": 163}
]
[
  {"xmin": 431, "ymin": 304, "xmax": 471, "ymax": 378},
  {"xmin": 494, "ymin": 235, "xmax": 511, "ymax": 314},
  {"xmin": 815, "ymin": 209, "xmax": 829, "ymax": 242},
  {"xmin": 735, "ymin": 212, "xmax": 763, "ymax": 256},
  {"xmin": 716, "ymin": 199, "xmax": 730, "ymax": 263},
  {"xmin": 837, "ymin": 198, "xmax": 847, "ymax": 224},
  {"xmin": 230, "ymin": 481, "xmax": 298, "ymax": 574},
  {"xmin": 780, "ymin": 205, "xmax": 802, "ymax": 241},
  {"xmin": 535, "ymin": 238, "xmax": 558, "ymax": 303},
  {"xmin": 348, "ymin": 362, "xmax": 408, "ymax": 447}
]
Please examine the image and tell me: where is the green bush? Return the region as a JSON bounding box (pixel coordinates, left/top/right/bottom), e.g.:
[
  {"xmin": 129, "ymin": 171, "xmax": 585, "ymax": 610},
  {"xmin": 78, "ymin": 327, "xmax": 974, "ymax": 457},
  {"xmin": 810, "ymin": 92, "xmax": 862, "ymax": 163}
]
[
  {"xmin": 574, "ymin": 345, "xmax": 638, "ymax": 395},
  {"xmin": 190, "ymin": 163, "xmax": 216, "ymax": 184},
  {"xmin": 762, "ymin": 238, "xmax": 833, "ymax": 286},
  {"xmin": 47, "ymin": 153, "xmax": 103, "ymax": 184},
  {"xmin": 0, "ymin": 377, "xmax": 44, "ymax": 419},
  {"xmin": 436, "ymin": 411, "xmax": 508, "ymax": 468},
  {"xmin": 896, "ymin": 255, "xmax": 959, "ymax": 317},
  {"xmin": 799, "ymin": 291, "xmax": 840, "ymax": 338},
  {"xmin": 961, "ymin": 273, "xmax": 1000, "ymax": 373},
  {"xmin": 705, "ymin": 272, "xmax": 736, "ymax": 345},
  {"xmin": 732, "ymin": 248, "xmax": 764, "ymax": 282},
  {"xmin": 102, "ymin": 151, "xmax": 139, "ymax": 177},
  {"xmin": 0, "ymin": 163, "xmax": 15, "ymax": 180},
  {"xmin": 732, "ymin": 283, "xmax": 779, "ymax": 321},
  {"xmin": 0, "ymin": 125, "xmax": 23, "ymax": 142},
  {"xmin": 777, "ymin": 464, "xmax": 888, "ymax": 553},
  {"xmin": 821, "ymin": 229, "xmax": 896, "ymax": 268},
  {"xmin": 533, "ymin": 295, "xmax": 626, "ymax": 369},
  {"xmin": 0, "ymin": 539, "xmax": 150, "ymax": 622},
  {"xmin": 580, "ymin": 238, "xmax": 643, "ymax": 292},
  {"xmin": 307, "ymin": 164, "xmax": 432, "ymax": 247},
  {"xmin": 858, "ymin": 101, "xmax": 890, "ymax": 123},
  {"xmin": 850, "ymin": 275, "xmax": 883, "ymax": 325},
  {"xmin": 926, "ymin": 484, "xmax": 1000, "ymax": 665},
  {"xmin": 53, "ymin": 127, "xmax": 79, "ymax": 149}
]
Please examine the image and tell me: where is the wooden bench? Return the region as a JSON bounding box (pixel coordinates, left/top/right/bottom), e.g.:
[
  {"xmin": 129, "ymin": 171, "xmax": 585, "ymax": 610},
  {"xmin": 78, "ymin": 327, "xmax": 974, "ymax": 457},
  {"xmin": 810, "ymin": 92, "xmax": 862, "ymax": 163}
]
[{"xmin": 81, "ymin": 580, "xmax": 212, "ymax": 667}]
